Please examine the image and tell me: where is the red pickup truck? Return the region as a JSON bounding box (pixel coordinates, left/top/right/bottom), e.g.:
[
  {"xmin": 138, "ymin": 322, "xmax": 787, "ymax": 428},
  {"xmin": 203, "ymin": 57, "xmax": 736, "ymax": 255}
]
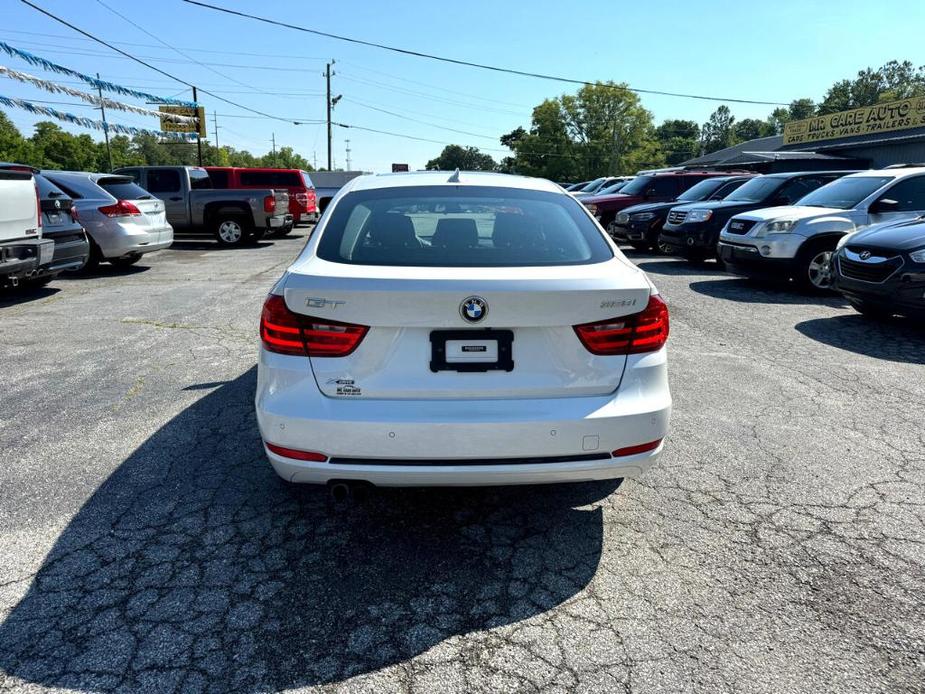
[{"xmin": 206, "ymin": 167, "xmax": 318, "ymax": 232}]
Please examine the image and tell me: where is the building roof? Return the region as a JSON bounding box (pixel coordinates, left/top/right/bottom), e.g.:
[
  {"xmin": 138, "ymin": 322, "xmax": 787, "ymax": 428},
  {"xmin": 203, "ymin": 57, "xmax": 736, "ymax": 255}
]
[
  {"xmin": 343, "ymin": 170, "xmax": 561, "ymax": 193},
  {"xmin": 681, "ymin": 135, "xmax": 784, "ymax": 167}
]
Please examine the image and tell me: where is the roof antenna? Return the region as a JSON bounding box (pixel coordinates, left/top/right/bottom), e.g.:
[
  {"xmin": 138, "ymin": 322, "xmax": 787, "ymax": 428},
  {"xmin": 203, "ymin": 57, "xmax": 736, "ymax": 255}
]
[{"xmin": 447, "ymin": 168, "xmax": 460, "ymax": 183}]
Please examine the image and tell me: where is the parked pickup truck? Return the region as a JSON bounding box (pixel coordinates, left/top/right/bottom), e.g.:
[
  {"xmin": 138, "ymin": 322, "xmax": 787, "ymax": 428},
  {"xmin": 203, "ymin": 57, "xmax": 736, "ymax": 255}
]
[
  {"xmin": 113, "ymin": 166, "xmax": 292, "ymax": 246},
  {"xmin": 0, "ymin": 166, "xmax": 54, "ymax": 287}
]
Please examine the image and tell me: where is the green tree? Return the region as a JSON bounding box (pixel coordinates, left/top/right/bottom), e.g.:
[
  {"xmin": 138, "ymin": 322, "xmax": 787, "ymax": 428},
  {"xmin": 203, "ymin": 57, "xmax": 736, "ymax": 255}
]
[
  {"xmin": 701, "ymin": 106, "xmax": 736, "ymax": 154},
  {"xmin": 767, "ymin": 98, "xmax": 815, "ymax": 134},
  {"xmin": 0, "ymin": 112, "xmax": 33, "ymax": 163},
  {"xmin": 425, "ymin": 144, "xmax": 497, "ymax": 171},
  {"xmin": 506, "ymin": 82, "xmax": 662, "ymax": 180},
  {"xmin": 733, "ymin": 118, "xmax": 774, "ymax": 142},
  {"xmin": 818, "ymin": 60, "xmax": 925, "ymax": 114},
  {"xmin": 655, "ymin": 119, "xmax": 700, "ymax": 165}
]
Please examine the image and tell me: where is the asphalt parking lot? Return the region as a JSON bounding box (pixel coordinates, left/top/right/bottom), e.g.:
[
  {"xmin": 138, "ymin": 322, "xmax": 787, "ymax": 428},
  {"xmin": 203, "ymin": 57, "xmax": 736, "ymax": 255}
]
[{"xmin": 1, "ymin": 230, "xmax": 923, "ymax": 693}]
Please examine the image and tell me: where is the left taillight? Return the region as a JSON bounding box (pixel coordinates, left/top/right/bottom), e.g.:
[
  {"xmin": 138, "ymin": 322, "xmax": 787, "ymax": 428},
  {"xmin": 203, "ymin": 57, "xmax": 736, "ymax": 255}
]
[
  {"xmin": 35, "ymin": 182, "xmax": 42, "ymax": 228},
  {"xmin": 260, "ymin": 294, "xmax": 368, "ymax": 357},
  {"xmin": 574, "ymin": 294, "xmax": 669, "ymax": 356},
  {"xmin": 263, "ymin": 195, "xmax": 276, "ymax": 213}
]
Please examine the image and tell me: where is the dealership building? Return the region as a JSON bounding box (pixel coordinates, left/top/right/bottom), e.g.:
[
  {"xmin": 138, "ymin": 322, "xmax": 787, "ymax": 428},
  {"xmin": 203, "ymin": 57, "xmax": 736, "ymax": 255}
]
[{"xmin": 682, "ymin": 96, "xmax": 925, "ymax": 172}]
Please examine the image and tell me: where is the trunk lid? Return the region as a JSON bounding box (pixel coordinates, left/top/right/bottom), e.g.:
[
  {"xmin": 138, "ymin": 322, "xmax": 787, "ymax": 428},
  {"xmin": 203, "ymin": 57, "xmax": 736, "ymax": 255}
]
[
  {"xmin": 131, "ymin": 197, "xmax": 167, "ymax": 229},
  {"xmin": 0, "ymin": 171, "xmax": 39, "ymax": 242},
  {"xmin": 282, "ymin": 258, "xmax": 650, "ymax": 400}
]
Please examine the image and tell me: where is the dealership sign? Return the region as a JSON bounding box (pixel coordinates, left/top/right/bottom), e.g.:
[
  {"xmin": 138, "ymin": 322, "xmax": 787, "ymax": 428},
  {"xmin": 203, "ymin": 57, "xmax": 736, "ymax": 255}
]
[
  {"xmin": 783, "ymin": 97, "xmax": 925, "ymax": 146},
  {"xmin": 158, "ymin": 105, "xmax": 206, "ymax": 138}
]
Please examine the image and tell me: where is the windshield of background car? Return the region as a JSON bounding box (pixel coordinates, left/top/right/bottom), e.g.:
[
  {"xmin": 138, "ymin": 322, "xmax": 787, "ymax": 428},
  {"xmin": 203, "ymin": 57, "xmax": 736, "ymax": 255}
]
[
  {"xmin": 315, "ymin": 185, "xmax": 614, "ymax": 267},
  {"xmin": 617, "ymin": 176, "xmax": 654, "ymax": 195},
  {"xmin": 795, "ymin": 176, "xmax": 893, "ymax": 209},
  {"xmin": 676, "ymin": 178, "xmax": 726, "ymax": 202},
  {"xmin": 596, "ymin": 181, "xmax": 628, "ymax": 196},
  {"xmin": 578, "ymin": 177, "xmax": 605, "ymax": 192},
  {"xmin": 723, "ymin": 176, "xmax": 784, "ymax": 202}
]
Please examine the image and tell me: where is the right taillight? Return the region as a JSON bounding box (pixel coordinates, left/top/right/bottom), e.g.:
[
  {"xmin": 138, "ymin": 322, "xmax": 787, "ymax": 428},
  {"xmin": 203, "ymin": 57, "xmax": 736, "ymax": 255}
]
[
  {"xmin": 260, "ymin": 294, "xmax": 368, "ymax": 357},
  {"xmin": 98, "ymin": 200, "xmax": 141, "ymax": 217},
  {"xmin": 574, "ymin": 294, "xmax": 669, "ymax": 355}
]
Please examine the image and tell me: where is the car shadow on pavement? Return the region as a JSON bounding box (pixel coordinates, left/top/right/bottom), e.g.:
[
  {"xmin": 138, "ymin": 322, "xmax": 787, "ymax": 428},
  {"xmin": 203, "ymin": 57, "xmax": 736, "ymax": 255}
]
[
  {"xmin": 689, "ymin": 278, "xmax": 850, "ymax": 307},
  {"xmin": 169, "ymin": 240, "xmax": 275, "ymax": 252},
  {"xmin": 60, "ymin": 265, "xmax": 151, "ymax": 281},
  {"xmin": 633, "ymin": 259, "xmax": 725, "ymax": 277},
  {"xmin": 0, "ymin": 285, "xmax": 60, "ymax": 308},
  {"xmin": 795, "ymin": 314, "xmax": 925, "ymax": 364},
  {"xmin": 0, "ymin": 368, "xmax": 616, "ymax": 692}
]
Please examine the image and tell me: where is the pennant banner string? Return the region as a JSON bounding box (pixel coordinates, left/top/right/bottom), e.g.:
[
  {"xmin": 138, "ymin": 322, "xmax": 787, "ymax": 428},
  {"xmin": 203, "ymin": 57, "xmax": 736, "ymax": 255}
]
[{"xmin": 0, "ymin": 40, "xmax": 198, "ymax": 107}]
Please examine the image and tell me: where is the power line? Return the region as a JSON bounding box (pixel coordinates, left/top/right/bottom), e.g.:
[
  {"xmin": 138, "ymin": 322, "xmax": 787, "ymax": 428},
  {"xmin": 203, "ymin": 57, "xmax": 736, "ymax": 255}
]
[
  {"xmin": 0, "ymin": 28, "xmax": 325, "ymax": 61},
  {"xmin": 0, "ymin": 39, "xmax": 326, "ymax": 73},
  {"xmin": 342, "ymin": 98, "xmax": 500, "ymax": 140},
  {"xmin": 182, "ymin": 0, "xmax": 790, "ymax": 106},
  {"xmin": 19, "ymin": 0, "xmax": 318, "ymax": 125}
]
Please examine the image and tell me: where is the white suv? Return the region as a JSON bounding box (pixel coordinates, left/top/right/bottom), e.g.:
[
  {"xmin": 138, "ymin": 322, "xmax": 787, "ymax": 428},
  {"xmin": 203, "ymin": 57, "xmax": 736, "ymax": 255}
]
[
  {"xmin": 255, "ymin": 171, "xmax": 671, "ymax": 488},
  {"xmin": 717, "ymin": 166, "xmax": 925, "ymax": 290}
]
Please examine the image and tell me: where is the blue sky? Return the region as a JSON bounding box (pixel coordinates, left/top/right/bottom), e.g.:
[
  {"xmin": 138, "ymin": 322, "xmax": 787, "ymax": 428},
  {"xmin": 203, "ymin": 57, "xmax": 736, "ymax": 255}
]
[{"xmin": 1, "ymin": 0, "xmax": 923, "ymax": 172}]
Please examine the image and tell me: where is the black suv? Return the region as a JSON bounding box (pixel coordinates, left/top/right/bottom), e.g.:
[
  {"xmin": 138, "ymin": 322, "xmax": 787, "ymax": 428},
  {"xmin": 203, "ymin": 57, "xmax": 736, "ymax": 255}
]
[
  {"xmin": 611, "ymin": 175, "xmax": 754, "ymax": 252},
  {"xmin": 0, "ymin": 164, "xmax": 89, "ymax": 286},
  {"xmin": 833, "ymin": 217, "xmax": 925, "ymax": 319},
  {"xmin": 659, "ymin": 171, "xmax": 857, "ymax": 262}
]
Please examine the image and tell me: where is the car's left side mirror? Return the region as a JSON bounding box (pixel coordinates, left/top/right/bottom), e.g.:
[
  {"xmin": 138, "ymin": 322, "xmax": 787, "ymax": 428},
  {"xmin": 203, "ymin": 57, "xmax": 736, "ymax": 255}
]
[{"xmin": 869, "ymin": 198, "xmax": 899, "ymax": 214}]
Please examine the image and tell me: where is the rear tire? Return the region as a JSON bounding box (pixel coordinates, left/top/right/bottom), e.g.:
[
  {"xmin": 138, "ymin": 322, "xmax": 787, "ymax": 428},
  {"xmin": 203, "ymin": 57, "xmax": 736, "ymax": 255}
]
[
  {"xmin": 213, "ymin": 215, "xmax": 249, "ymax": 246},
  {"xmin": 795, "ymin": 239, "xmax": 837, "ymax": 293},
  {"xmin": 83, "ymin": 240, "xmax": 103, "ymax": 271},
  {"xmin": 109, "ymin": 255, "xmax": 140, "ymax": 268}
]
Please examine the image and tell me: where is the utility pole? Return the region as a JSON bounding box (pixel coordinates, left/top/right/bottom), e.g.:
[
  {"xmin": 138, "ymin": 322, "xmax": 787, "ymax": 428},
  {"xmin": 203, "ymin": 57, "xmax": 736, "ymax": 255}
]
[
  {"xmin": 345, "ymin": 138, "xmax": 352, "ymax": 171},
  {"xmin": 325, "ymin": 61, "xmax": 332, "ymax": 170},
  {"xmin": 213, "ymin": 112, "xmax": 219, "ymax": 150},
  {"xmin": 192, "ymin": 85, "xmax": 202, "ymax": 166},
  {"xmin": 271, "ymin": 132, "xmax": 277, "ymax": 165},
  {"xmin": 312, "ymin": 151, "xmax": 317, "ymax": 169},
  {"xmin": 96, "ymin": 73, "xmax": 112, "ymax": 172}
]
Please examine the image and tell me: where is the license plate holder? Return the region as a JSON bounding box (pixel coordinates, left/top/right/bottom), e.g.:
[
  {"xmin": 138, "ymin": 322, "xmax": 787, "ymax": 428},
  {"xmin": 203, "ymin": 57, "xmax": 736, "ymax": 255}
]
[{"xmin": 429, "ymin": 329, "xmax": 514, "ymax": 373}]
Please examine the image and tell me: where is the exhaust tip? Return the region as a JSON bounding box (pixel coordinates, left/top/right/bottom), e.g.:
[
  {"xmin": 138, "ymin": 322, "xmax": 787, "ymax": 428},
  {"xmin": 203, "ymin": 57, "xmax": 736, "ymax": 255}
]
[{"xmin": 328, "ymin": 481, "xmax": 350, "ymax": 502}]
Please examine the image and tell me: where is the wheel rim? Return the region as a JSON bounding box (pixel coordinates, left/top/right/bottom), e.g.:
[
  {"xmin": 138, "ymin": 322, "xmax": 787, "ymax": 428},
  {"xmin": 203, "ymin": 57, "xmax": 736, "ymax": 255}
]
[
  {"xmin": 807, "ymin": 250, "xmax": 834, "ymax": 288},
  {"xmin": 218, "ymin": 220, "xmax": 243, "ymax": 243},
  {"xmin": 657, "ymin": 242, "xmax": 673, "ymax": 255}
]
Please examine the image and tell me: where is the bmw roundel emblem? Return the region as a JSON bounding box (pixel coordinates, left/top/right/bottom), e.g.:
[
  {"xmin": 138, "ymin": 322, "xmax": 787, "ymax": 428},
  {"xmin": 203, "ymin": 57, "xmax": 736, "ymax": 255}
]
[{"xmin": 460, "ymin": 296, "xmax": 488, "ymax": 323}]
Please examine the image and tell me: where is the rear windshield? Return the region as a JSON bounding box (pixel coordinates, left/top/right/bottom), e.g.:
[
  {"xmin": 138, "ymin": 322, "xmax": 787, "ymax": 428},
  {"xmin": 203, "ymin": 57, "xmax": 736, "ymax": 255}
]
[
  {"xmin": 208, "ymin": 169, "xmax": 230, "ymax": 188},
  {"xmin": 34, "ymin": 174, "xmax": 69, "ymax": 200},
  {"xmin": 316, "ymin": 185, "xmax": 614, "ymax": 267},
  {"xmin": 795, "ymin": 176, "xmax": 893, "ymax": 209},
  {"xmin": 723, "ymin": 176, "xmax": 784, "ymax": 202},
  {"xmin": 98, "ymin": 178, "xmax": 153, "ymax": 200},
  {"xmin": 240, "ymin": 170, "xmax": 302, "ymax": 187}
]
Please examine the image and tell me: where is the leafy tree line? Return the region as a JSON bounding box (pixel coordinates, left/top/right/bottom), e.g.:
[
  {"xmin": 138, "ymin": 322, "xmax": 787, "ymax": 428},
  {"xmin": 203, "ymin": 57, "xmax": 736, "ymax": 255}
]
[
  {"xmin": 0, "ymin": 114, "xmax": 316, "ymax": 172},
  {"xmin": 426, "ymin": 59, "xmax": 925, "ymax": 181}
]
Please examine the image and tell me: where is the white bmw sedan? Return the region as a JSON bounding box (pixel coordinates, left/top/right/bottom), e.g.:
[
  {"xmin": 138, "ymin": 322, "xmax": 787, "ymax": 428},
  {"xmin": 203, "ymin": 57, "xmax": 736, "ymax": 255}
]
[{"xmin": 255, "ymin": 171, "xmax": 671, "ymax": 487}]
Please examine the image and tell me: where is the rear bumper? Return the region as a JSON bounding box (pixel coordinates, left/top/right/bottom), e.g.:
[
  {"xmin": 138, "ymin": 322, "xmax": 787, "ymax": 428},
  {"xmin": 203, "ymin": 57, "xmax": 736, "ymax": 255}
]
[
  {"xmin": 0, "ymin": 238, "xmax": 54, "ymax": 281},
  {"xmin": 268, "ymin": 214, "xmax": 294, "ymax": 229},
  {"xmin": 255, "ymin": 348, "xmax": 671, "ymax": 486},
  {"xmin": 92, "ymin": 222, "xmax": 173, "ymax": 258},
  {"xmin": 35, "ymin": 231, "xmax": 90, "ymax": 276}
]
